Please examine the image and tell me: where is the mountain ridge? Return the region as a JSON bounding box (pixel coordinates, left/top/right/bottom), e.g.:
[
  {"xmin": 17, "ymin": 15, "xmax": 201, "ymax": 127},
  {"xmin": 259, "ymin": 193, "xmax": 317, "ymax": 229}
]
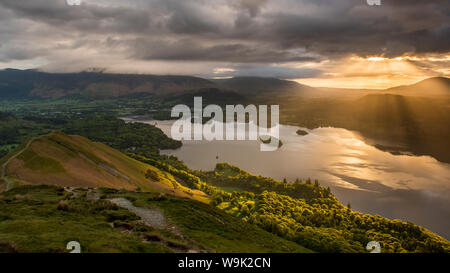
[
  {"xmin": 1, "ymin": 131, "xmax": 203, "ymax": 199},
  {"xmin": 1, "ymin": 68, "xmax": 447, "ymax": 99},
  {"xmin": 0, "ymin": 69, "xmax": 215, "ymax": 99},
  {"xmin": 384, "ymin": 77, "xmax": 450, "ymax": 96}
]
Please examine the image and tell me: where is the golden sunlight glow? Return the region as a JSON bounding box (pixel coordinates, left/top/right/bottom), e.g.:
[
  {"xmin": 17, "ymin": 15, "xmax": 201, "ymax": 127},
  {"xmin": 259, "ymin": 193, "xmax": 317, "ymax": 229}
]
[
  {"xmin": 367, "ymin": 57, "xmax": 386, "ymax": 61},
  {"xmin": 293, "ymin": 55, "xmax": 448, "ymax": 89}
]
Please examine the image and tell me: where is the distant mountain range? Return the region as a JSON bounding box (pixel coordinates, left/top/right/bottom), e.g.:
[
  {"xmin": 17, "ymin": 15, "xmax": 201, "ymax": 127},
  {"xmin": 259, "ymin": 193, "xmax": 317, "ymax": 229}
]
[
  {"xmin": 0, "ymin": 68, "xmax": 448, "ymax": 99},
  {"xmin": 0, "ymin": 69, "xmax": 214, "ymax": 99},
  {"xmin": 385, "ymin": 77, "xmax": 450, "ymax": 96},
  {"xmin": 213, "ymin": 76, "xmax": 315, "ymax": 96}
]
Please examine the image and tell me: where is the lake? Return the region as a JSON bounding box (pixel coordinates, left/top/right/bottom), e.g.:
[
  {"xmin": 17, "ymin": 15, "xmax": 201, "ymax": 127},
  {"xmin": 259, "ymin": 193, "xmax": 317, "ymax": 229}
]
[{"xmin": 123, "ymin": 117, "xmax": 450, "ymax": 239}]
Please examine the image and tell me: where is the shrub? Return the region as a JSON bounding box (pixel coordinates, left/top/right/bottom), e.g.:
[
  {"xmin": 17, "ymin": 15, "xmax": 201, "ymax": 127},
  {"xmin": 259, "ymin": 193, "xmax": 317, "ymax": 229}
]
[
  {"xmin": 148, "ymin": 193, "xmax": 167, "ymax": 201},
  {"xmin": 57, "ymin": 200, "xmax": 69, "ymax": 211},
  {"xmin": 102, "ymin": 209, "xmax": 140, "ymax": 222},
  {"xmin": 145, "ymin": 169, "xmax": 160, "ymax": 181}
]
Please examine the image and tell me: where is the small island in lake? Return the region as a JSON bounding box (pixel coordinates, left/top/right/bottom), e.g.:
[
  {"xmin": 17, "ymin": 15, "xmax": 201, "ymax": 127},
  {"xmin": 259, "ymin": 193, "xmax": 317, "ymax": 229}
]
[{"xmin": 259, "ymin": 135, "xmax": 283, "ymax": 148}]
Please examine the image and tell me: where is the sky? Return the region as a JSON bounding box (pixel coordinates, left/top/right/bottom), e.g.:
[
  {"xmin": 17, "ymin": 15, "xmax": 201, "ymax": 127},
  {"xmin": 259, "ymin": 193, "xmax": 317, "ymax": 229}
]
[{"xmin": 0, "ymin": 0, "xmax": 448, "ymax": 89}]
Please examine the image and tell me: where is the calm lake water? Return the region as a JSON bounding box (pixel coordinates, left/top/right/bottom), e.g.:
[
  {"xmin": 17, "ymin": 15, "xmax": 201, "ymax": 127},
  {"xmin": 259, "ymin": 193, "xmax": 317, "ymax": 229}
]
[{"xmin": 123, "ymin": 117, "xmax": 450, "ymax": 239}]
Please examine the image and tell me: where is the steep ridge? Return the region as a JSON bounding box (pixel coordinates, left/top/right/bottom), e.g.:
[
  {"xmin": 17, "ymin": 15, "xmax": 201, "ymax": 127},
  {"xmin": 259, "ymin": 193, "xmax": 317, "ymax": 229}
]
[{"xmin": 1, "ymin": 132, "xmax": 201, "ymax": 199}]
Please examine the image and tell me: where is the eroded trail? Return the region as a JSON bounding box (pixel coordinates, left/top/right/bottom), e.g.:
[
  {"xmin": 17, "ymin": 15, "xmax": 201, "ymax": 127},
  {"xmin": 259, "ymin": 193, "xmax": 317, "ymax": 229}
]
[
  {"xmin": 1, "ymin": 137, "xmax": 38, "ymax": 191},
  {"xmin": 109, "ymin": 197, "xmax": 182, "ymax": 237}
]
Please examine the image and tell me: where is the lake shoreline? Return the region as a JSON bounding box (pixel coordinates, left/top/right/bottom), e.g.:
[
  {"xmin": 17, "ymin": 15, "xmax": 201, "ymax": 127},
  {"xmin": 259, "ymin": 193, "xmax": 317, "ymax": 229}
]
[{"xmin": 122, "ymin": 116, "xmax": 450, "ymax": 239}]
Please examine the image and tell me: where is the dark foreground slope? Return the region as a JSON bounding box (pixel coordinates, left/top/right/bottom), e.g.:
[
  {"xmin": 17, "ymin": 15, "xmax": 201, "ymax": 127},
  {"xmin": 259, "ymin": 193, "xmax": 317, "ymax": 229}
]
[{"xmin": 0, "ymin": 185, "xmax": 309, "ymax": 253}]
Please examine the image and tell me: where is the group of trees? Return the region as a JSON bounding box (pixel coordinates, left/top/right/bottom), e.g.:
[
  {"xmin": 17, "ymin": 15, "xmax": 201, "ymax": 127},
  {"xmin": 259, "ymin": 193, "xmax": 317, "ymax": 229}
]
[
  {"xmin": 62, "ymin": 116, "xmax": 182, "ymax": 156},
  {"xmin": 200, "ymin": 163, "xmax": 337, "ymax": 206},
  {"xmin": 244, "ymin": 191, "xmax": 448, "ymax": 253},
  {"xmin": 0, "ymin": 111, "xmax": 49, "ymax": 157},
  {"xmin": 220, "ymin": 189, "xmax": 448, "ymax": 252},
  {"xmin": 200, "ymin": 164, "xmax": 449, "ymax": 253},
  {"xmin": 0, "ymin": 112, "xmax": 48, "ymax": 145},
  {"xmin": 0, "ymin": 113, "xmax": 182, "ymax": 159}
]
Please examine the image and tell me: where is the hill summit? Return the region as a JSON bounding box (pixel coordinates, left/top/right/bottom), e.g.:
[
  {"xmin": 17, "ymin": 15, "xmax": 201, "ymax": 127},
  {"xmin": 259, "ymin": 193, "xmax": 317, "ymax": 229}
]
[{"xmin": 2, "ymin": 132, "xmax": 199, "ymax": 198}]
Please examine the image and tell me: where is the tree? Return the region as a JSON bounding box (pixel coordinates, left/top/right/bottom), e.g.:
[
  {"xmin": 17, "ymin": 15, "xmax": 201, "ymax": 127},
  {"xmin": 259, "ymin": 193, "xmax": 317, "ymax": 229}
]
[
  {"xmin": 145, "ymin": 169, "xmax": 160, "ymax": 181},
  {"xmin": 241, "ymin": 205, "xmax": 250, "ymax": 215}
]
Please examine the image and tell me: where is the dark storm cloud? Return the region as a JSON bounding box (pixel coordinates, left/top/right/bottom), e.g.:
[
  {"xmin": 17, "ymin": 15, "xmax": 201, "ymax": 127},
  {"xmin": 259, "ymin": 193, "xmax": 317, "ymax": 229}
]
[
  {"xmin": 132, "ymin": 37, "xmax": 319, "ymax": 63},
  {"xmin": 254, "ymin": 1, "xmax": 449, "ymax": 57},
  {"xmin": 0, "ymin": 0, "xmax": 448, "ymax": 76},
  {"xmin": 232, "ymin": 0, "xmax": 268, "ymax": 17},
  {"xmin": 0, "ymin": 0, "xmax": 154, "ymax": 34},
  {"xmin": 400, "ymin": 26, "xmax": 450, "ymax": 55}
]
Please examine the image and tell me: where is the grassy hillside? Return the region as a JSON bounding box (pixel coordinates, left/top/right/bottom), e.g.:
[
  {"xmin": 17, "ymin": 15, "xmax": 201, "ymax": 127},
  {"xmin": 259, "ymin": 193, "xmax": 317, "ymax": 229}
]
[
  {"xmin": 104, "ymin": 188, "xmax": 311, "ymax": 253},
  {"xmin": 0, "ymin": 185, "xmax": 171, "ymax": 253},
  {"xmin": 2, "ymin": 132, "xmax": 199, "ymax": 199},
  {"xmin": 0, "ymin": 185, "xmax": 309, "ymax": 253}
]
